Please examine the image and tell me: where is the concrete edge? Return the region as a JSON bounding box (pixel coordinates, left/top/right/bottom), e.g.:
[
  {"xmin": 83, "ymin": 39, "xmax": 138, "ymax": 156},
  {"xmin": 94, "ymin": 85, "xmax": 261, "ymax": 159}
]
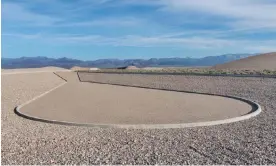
[
  {"xmin": 78, "ymin": 70, "xmax": 276, "ymax": 78},
  {"xmin": 53, "ymin": 72, "xmax": 69, "ymax": 82},
  {"xmin": 14, "ymin": 72, "xmax": 262, "ymax": 129}
]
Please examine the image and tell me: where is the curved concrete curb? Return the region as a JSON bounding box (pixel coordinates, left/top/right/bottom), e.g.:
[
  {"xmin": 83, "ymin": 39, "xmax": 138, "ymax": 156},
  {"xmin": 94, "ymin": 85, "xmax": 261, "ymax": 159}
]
[{"xmin": 14, "ymin": 73, "xmax": 262, "ymax": 129}]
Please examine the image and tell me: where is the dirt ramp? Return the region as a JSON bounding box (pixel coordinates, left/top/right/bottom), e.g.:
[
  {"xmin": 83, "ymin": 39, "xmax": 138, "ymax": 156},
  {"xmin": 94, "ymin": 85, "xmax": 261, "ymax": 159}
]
[{"xmin": 213, "ymin": 52, "xmax": 276, "ymax": 70}]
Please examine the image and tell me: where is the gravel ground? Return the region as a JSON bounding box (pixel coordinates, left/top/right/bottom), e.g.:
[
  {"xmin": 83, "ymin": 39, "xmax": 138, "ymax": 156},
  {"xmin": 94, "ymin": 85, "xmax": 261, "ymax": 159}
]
[{"xmin": 2, "ymin": 72, "xmax": 276, "ymax": 164}]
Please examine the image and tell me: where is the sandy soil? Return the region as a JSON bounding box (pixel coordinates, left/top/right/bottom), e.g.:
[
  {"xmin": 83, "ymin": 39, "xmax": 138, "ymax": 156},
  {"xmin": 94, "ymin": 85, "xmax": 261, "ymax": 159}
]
[
  {"xmin": 2, "ymin": 70, "xmax": 276, "ymax": 165},
  {"xmin": 70, "ymin": 66, "xmax": 89, "ymax": 71},
  {"xmin": 19, "ymin": 72, "xmax": 252, "ymax": 125},
  {"xmin": 142, "ymin": 67, "xmax": 164, "ymax": 70},
  {"xmin": 213, "ymin": 52, "xmax": 276, "ymax": 70},
  {"xmin": 1, "ymin": 66, "xmax": 68, "ymax": 74}
]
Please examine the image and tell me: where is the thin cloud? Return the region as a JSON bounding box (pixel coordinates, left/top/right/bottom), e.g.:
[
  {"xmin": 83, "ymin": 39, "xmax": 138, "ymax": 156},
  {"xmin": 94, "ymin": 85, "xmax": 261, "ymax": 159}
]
[
  {"xmin": 57, "ymin": 17, "xmax": 142, "ymax": 27},
  {"xmin": 2, "ymin": 0, "xmax": 276, "ymax": 58},
  {"xmin": 158, "ymin": 0, "xmax": 276, "ymax": 29},
  {"xmin": 21, "ymin": 33, "xmax": 246, "ymax": 49},
  {"xmin": 2, "ymin": 33, "xmax": 41, "ymax": 39},
  {"xmin": 2, "ymin": 3, "xmax": 59, "ymax": 26},
  {"xmin": 2, "ymin": 1, "xmax": 145, "ymax": 28},
  {"xmin": 39, "ymin": 33, "xmax": 276, "ymax": 51}
]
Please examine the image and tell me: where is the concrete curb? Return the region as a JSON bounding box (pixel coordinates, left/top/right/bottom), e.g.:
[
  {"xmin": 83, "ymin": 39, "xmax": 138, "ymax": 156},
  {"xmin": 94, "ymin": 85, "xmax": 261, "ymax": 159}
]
[
  {"xmin": 14, "ymin": 72, "xmax": 262, "ymax": 129},
  {"xmin": 78, "ymin": 70, "xmax": 276, "ymax": 78}
]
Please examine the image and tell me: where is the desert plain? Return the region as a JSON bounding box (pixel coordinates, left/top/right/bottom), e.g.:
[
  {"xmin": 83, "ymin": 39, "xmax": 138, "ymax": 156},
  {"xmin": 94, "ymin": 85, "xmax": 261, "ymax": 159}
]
[
  {"xmin": 2, "ymin": 53, "xmax": 276, "ymax": 164},
  {"xmin": 1, "ymin": 68, "xmax": 276, "ymax": 165}
]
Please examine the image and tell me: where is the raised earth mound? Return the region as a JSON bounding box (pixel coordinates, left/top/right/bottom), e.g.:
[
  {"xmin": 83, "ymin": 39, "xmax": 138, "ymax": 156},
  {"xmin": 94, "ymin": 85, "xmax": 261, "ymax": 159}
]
[
  {"xmin": 126, "ymin": 65, "xmax": 139, "ymax": 69},
  {"xmin": 1, "ymin": 66, "xmax": 68, "ymax": 74},
  {"xmin": 213, "ymin": 52, "xmax": 276, "ymax": 70},
  {"xmin": 70, "ymin": 66, "xmax": 89, "ymax": 71}
]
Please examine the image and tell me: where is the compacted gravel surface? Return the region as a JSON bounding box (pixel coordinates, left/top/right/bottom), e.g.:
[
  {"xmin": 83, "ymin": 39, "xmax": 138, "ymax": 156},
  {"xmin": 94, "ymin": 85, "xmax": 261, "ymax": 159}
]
[
  {"xmin": 2, "ymin": 71, "xmax": 276, "ymax": 165},
  {"xmin": 19, "ymin": 72, "xmax": 252, "ymax": 125}
]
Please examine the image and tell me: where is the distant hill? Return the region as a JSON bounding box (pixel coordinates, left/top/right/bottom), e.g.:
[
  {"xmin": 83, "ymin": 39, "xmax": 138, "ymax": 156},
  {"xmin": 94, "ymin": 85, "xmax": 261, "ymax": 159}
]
[
  {"xmin": 213, "ymin": 52, "xmax": 276, "ymax": 70},
  {"xmin": 2, "ymin": 54, "xmax": 252, "ymax": 69},
  {"xmin": 1, "ymin": 57, "xmax": 82, "ymax": 69}
]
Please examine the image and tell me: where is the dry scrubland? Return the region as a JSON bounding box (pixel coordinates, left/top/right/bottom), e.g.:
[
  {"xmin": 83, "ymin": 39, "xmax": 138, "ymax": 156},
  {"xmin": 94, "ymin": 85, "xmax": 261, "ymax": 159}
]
[
  {"xmin": 2, "ymin": 68, "xmax": 276, "ymax": 164},
  {"xmin": 82, "ymin": 67, "xmax": 276, "ymax": 76},
  {"xmin": 77, "ymin": 52, "xmax": 276, "ymax": 76}
]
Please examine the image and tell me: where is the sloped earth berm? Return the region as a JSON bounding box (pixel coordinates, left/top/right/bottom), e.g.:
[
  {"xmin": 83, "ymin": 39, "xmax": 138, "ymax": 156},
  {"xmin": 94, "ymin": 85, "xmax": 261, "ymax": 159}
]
[{"xmin": 15, "ymin": 72, "xmax": 260, "ymax": 128}]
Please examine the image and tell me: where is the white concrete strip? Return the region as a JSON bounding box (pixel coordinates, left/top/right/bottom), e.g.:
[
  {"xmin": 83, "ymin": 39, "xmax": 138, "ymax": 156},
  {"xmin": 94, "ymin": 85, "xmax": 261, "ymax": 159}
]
[
  {"xmin": 15, "ymin": 80, "xmax": 67, "ymax": 112},
  {"xmin": 15, "ymin": 73, "xmax": 262, "ymax": 129}
]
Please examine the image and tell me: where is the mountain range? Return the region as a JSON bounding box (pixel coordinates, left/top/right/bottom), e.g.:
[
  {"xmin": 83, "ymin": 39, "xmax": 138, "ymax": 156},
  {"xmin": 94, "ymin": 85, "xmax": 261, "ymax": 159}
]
[{"xmin": 1, "ymin": 54, "xmax": 253, "ymax": 69}]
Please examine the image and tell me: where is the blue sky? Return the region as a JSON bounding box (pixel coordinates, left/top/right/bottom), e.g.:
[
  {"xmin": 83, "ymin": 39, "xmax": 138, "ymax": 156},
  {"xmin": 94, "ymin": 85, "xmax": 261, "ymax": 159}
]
[{"xmin": 2, "ymin": 0, "xmax": 276, "ymax": 60}]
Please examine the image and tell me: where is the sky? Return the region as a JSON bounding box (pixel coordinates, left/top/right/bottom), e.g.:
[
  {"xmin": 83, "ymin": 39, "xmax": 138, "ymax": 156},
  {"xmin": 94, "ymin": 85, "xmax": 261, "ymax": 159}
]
[{"xmin": 2, "ymin": 0, "xmax": 276, "ymax": 60}]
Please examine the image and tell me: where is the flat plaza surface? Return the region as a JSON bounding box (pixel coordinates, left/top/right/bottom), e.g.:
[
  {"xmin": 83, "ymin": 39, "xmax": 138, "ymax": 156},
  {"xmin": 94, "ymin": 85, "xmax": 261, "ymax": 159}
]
[{"xmin": 19, "ymin": 72, "xmax": 252, "ymax": 125}]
